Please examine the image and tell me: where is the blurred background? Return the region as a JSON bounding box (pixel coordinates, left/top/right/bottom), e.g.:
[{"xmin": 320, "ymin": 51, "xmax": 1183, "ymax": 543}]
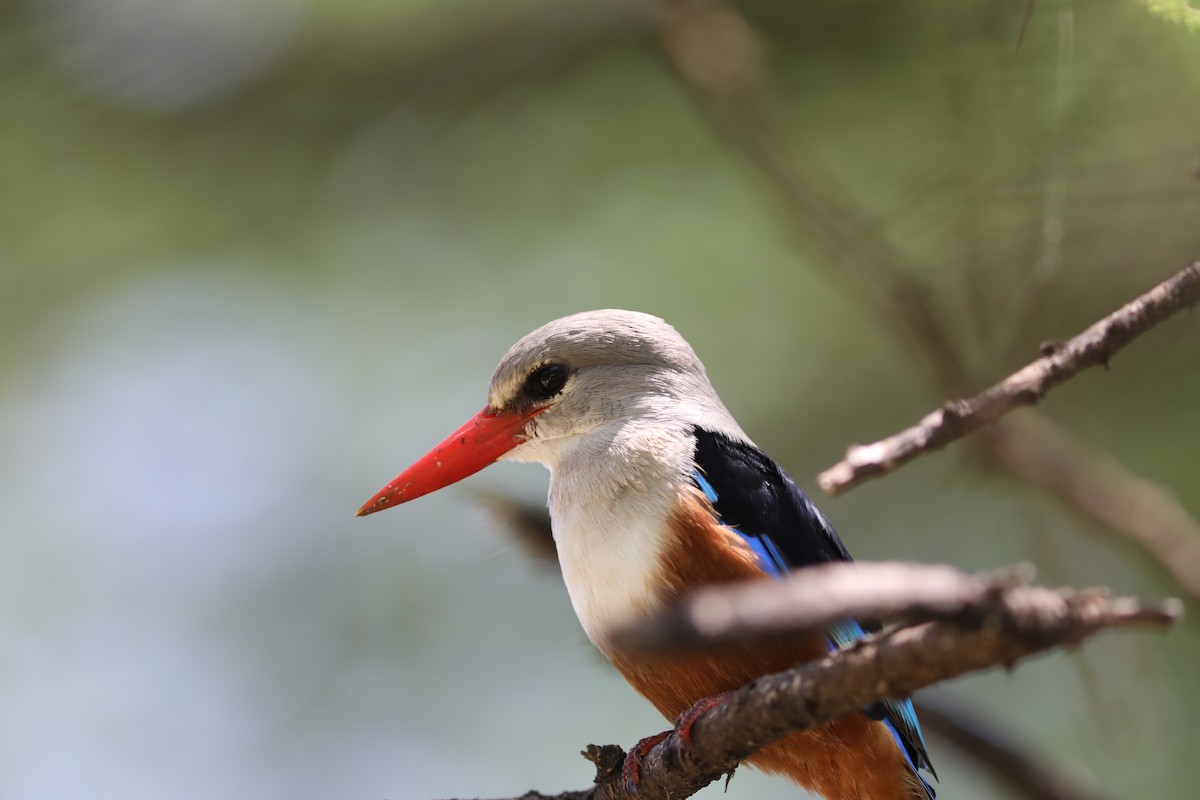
[{"xmin": 2, "ymin": 0, "xmax": 1198, "ymax": 798}]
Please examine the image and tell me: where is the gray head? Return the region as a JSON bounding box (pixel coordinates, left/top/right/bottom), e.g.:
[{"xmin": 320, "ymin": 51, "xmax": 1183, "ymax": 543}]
[
  {"xmin": 356, "ymin": 309, "xmax": 749, "ymax": 517},
  {"xmin": 487, "ymin": 309, "xmax": 746, "ymax": 469}
]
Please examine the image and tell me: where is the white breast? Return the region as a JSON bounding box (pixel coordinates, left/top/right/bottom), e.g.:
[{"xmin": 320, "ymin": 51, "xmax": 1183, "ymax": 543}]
[
  {"xmin": 541, "ymin": 420, "xmax": 693, "ymax": 650},
  {"xmin": 550, "ymin": 498, "xmax": 673, "ymax": 649}
]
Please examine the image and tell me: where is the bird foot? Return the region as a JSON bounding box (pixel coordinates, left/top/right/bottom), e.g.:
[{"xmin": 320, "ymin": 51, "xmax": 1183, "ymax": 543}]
[
  {"xmin": 674, "ymin": 690, "xmax": 733, "ymax": 748},
  {"xmin": 621, "ymin": 691, "xmax": 735, "ymax": 790},
  {"xmin": 621, "ymin": 730, "xmax": 671, "ymax": 789}
]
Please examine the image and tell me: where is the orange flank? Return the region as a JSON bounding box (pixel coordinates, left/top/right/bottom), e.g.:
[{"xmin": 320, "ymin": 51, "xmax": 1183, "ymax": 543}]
[{"xmin": 604, "ymin": 489, "xmax": 925, "ymax": 800}]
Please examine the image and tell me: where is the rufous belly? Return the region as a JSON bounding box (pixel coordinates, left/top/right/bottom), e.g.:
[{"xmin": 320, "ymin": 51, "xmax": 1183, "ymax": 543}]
[{"xmin": 599, "ymin": 490, "xmax": 925, "ymax": 800}]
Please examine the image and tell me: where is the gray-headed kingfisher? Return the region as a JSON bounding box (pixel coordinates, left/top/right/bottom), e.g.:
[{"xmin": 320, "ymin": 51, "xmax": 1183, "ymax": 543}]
[{"xmin": 358, "ymin": 309, "xmax": 936, "ymax": 800}]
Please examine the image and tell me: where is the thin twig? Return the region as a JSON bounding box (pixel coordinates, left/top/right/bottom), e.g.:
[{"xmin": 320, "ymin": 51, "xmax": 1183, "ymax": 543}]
[{"xmin": 818, "ymin": 263, "xmax": 1200, "ymax": 495}]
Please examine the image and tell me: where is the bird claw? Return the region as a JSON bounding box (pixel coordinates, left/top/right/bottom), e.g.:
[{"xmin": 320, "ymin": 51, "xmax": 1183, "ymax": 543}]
[
  {"xmin": 621, "ymin": 730, "xmax": 671, "ymax": 790},
  {"xmin": 622, "ymin": 692, "xmax": 735, "ymax": 791},
  {"xmin": 674, "ymin": 690, "xmax": 733, "ymax": 748}
]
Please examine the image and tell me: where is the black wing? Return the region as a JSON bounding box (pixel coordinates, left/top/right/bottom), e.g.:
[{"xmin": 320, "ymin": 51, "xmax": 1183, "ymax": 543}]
[
  {"xmin": 691, "ymin": 426, "xmax": 852, "ymax": 572},
  {"xmin": 691, "ymin": 427, "xmax": 936, "ymax": 794}
]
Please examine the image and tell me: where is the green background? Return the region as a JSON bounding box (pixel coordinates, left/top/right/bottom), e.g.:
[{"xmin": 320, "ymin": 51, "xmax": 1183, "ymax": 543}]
[{"xmin": 2, "ymin": 1, "xmax": 1197, "ymax": 798}]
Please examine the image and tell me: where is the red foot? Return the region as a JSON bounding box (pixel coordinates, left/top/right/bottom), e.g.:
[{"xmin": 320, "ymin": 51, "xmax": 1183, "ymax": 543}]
[
  {"xmin": 622, "ymin": 730, "xmax": 671, "ymax": 789},
  {"xmin": 622, "ymin": 692, "xmax": 735, "ymax": 790},
  {"xmin": 674, "ymin": 690, "xmax": 733, "ymax": 747}
]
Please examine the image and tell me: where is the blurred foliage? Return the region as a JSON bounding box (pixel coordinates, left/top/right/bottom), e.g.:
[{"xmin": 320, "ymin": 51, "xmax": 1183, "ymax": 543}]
[
  {"xmin": 1138, "ymin": 0, "xmax": 1200, "ymax": 30},
  {"xmin": 1, "ymin": 1, "xmax": 1198, "ymax": 799}
]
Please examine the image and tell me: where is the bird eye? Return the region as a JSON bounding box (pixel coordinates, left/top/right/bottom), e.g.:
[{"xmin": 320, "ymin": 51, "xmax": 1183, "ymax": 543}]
[{"xmin": 527, "ymin": 363, "xmax": 569, "ymax": 399}]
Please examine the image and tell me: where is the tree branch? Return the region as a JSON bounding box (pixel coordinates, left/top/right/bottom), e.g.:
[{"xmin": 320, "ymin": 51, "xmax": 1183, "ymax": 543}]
[
  {"xmin": 440, "ymin": 563, "xmax": 1178, "ymax": 800},
  {"xmin": 608, "ymin": 562, "xmax": 1175, "ymax": 654},
  {"xmin": 818, "ymin": 262, "xmax": 1200, "ymax": 495},
  {"xmin": 609, "ymin": 561, "xmax": 1033, "ymax": 652}
]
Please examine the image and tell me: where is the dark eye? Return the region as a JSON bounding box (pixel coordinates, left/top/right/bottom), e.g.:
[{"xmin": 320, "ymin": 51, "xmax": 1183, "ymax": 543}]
[{"xmin": 527, "ymin": 363, "xmax": 569, "ymax": 399}]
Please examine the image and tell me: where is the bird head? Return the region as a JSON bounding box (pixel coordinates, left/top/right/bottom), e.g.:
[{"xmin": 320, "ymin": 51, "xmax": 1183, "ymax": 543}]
[{"xmin": 356, "ymin": 309, "xmax": 734, "ymax": 516}]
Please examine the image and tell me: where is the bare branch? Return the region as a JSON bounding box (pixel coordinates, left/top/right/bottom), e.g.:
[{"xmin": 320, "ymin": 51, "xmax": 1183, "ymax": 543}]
[
  {"xmin": 443, "ymin": 565, "xmax": 1178, "ymax": 800},
  {"xmin": 619, "ymin": 593, "xmax": 1173, "ymax": 800},
  {"xmin": 609, "ymin": 561, "xmax": 1034, "ymax": 652},
  {"xmin": 818, "ymin": 263, "xmax": 1200, "ymax": 495},
  {"xmin": 609, "ymin": 561, "xmax": 1174, "ymax": 654}
]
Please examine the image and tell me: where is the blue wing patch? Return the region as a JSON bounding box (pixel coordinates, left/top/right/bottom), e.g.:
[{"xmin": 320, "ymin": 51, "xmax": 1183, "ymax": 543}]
[
  {"xmin": 693, "ymin": 470, "xmax": 719, "ymax": 504},
  {"xmin": 691, "ymin": 429, "xmax": 936, "ymax": 798},
  {"xmin": 693, "ymin": 469, "xmax": 790, "ymax": 577},
  {"xmin": 826, "ymin": 619, "xmax": 936, "ymax": 793}
]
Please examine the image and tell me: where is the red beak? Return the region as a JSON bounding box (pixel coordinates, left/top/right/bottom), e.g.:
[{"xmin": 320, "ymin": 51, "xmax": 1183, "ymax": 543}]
[{"xmin": 356, "ymin": 405, "xmax": 546, "ymax": 517}]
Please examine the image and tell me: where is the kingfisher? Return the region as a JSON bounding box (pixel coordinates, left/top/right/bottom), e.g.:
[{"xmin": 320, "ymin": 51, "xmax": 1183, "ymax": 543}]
[{"xmin": 357, "ymin": 309, "xmax": 936, "ymax": 800}]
